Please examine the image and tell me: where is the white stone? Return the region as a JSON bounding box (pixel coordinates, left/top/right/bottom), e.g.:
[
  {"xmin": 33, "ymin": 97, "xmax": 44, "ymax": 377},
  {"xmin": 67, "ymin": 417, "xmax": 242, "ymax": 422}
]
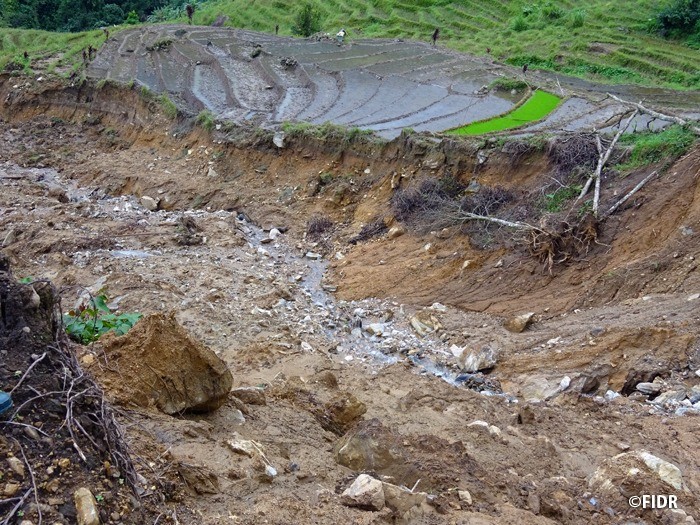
[
  {"xmin": 560, "ymin": 376, "xmax": 571, "ymax": 390},
  {"xmin": 268, "ymin": 228, "xmax": 281, "ymax": 239},
  {"xmin": 365, "ymin": 323, "xmax": 386, "ymax": 336},
  {"xmin": 341, "ymin": 474, "xmax": 385, "ymax": 510},
  {"xmin": 273, "ymin": 131, "xmax": 285, "ymax": 148},
  {"xmin": 638, "ymin": 451, "xmax": 684, "ymax": 491},
  {"xmin": 140, "ymin": 195, "xmax": 159, "ymax": 211},
  {"xmin": 458, "ymin": 490, "xmax": 472, "ymax": 504}
]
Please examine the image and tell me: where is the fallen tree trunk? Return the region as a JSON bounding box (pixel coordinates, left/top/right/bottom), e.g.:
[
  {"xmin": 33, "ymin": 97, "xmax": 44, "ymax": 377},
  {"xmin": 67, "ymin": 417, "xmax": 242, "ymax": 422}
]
[
  {"xmin": 607, "ymin": 93, "xmax": 700, "ymax": 135},
  {"xmin": 602, "ymin": 170, "xmax": 658, "ymax": 219},
  {"xmin": 578, "ymin": 109, "xmax": 639, "ymax": 214}
]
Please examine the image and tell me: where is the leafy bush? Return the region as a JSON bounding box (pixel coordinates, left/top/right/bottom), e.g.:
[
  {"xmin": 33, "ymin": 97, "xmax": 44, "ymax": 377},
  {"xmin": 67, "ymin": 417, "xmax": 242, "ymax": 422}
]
[
  {"xmin": 64, "ymin": 293, "xmax": 142, "ymax": 344},
  {"xmin": 655, "ymin": 0, "xmax": 700, "ymax": 38},
  {"xmin": 125, "ymin": 10, "xmax": 140, "ymax": 24},
  {"xmin": 291, "ymin": 4, "xmax": 322, "ymax": 37}
]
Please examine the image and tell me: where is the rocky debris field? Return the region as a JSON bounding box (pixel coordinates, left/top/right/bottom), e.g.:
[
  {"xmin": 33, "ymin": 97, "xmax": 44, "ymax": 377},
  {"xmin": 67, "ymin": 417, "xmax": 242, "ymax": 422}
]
[
  {"xmin": 87, "ymin": 26, "xmax": 700, "ymax": 138},
  {"xmin": 0, "ymin": 76, "xmax": 699, "ymax": 525}
]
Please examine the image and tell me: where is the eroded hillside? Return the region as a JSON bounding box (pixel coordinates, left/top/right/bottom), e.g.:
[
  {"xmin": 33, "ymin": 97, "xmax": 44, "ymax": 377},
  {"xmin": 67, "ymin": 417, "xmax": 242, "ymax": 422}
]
[{"xmin": 1, "ymin": 71, "xmax": 699, "ymax": 525}]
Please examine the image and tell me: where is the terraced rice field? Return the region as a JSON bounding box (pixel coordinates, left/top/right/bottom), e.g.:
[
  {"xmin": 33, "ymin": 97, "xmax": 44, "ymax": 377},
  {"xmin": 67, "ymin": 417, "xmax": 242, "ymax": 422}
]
[
  {"xmin": 87, "ymin": 26, "xmax": 700, "ymax": 139},
  {"xmin": 450, "ymin": 90, "xmax": 561, "ymax": 135},
  {"xmin": 191, "ymin": 0, "xmax": 700, "ymax": 89}
]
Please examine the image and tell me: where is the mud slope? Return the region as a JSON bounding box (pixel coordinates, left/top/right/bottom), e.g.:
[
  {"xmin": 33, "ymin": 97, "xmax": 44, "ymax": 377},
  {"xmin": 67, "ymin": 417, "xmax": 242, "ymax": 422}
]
[
  {"xmin": 1, "ymin": 77, "xmax": 699, "ymax": 525},
  {"xmin": 87, "ymin": 26, "xmax": 700, "ymax": 138}
]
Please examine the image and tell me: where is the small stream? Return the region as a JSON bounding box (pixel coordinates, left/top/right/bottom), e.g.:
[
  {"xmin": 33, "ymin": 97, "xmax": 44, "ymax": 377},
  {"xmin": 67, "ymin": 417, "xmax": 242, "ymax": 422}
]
[{"xmin": 8, "ymin": 162, "xmax": 507, "ymax": 398}]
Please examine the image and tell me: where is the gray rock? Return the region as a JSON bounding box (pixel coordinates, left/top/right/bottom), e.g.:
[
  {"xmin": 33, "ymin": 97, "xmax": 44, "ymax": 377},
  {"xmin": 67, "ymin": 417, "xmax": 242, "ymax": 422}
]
[
  {"xmin": 273, "ymin": 131, "xmax": 286, "ymax": 148},
  {"xmin": 341, "ymin": 474, "xmax": 385, "ymax": 510},
  {"xmin": 636, "ymin": 382, "xmax": 662, "ymax": 395},
  {"xmin": 458, "ymin": 346, "xmax": 498, "ymax": 373},
  {"xmin": 458, "ymin": 490, "xmax": 472, "ymax": 504},
  {"xmin": 207, "ymin": 166, "xmax": 219, "ymax": 178},
  {"xmin": 365, "ymin": 323, "xmax": 387, "ymax": 336},
  {"xmin": 653, "ymin": 390, "xmax": 687, "ymax": 406},
  {"xmin": 140, "ymin": 195, "xmax": 159, "ymax": 211},
  {"xmin": 503, "ymin": 312, "xmax": 534, "ymax": 333},
  {"xmin": 382, "ymin": 481, "xmax": 431, "ymax": 519},
  {"xmin": 387, "ymin": 225, "xmax": 405, "ymax": 239},
  {"xmin": 74, "ymin": 487, "xmax": 100, "ymax": 525},
  {"xmin": 231, "ymin": 387, "xmax": 266, "ymax": 406},
  {"xmin": 305, "ymin": 252, "xmax": 321, "ymax": 260},
  {"xmin": 589, "ymin": 450, "xmax": 685, "ymax": 493}
]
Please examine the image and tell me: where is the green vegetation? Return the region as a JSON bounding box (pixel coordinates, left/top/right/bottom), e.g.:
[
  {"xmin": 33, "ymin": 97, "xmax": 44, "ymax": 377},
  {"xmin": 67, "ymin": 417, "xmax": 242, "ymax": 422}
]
[
  {"xmin": 0, "ymin": 0, "xmax": 173, "ymax": 31},
  {"xmin": 488, "ymin": 77, "xmax": 528, "ymax": 92},
  {"xmin": 196, "ymin": 109, "xmax": 215, "ymax": 131},
  {"xmin": 159, "ymin": 94, "xmax": 178, "ymax": 118},
  {"xmin": 541, "ymin": 184, "xmax": 582, "ymax": 212},
  {"xmin": 618, "ymin": 124, "xmax": 696, "ymax": 170},
  {"xmin": 291, "ymin": 4, "xmax": 322, "ymax": 37},
  {"xmin": 159, "ymin": 0, "xmax": 700, "ymax": 89},
  {"xmin": 64, "ymin": 293, "xmax": 142, "ymax": 344},
  {"xmin": 0, "ymin": 27, "xmax": 104, "ymax": 74},
  {"xmin": 654, "ymin": 0, "xmax": 700, "ymax": 45},
  {"xmin": 281, "ymin": 121, "xmax": 374, "ymax": 143},
  {"xmin": 450, "ymin": 91, "xmax": 561, "ymax": 136}
]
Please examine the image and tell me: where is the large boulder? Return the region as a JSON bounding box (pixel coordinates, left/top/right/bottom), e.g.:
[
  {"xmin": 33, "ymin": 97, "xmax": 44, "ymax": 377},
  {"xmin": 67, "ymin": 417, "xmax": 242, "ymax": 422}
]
[{"xmin": 93, "ymin": 312, "xmax": 233, "ymax": 414}]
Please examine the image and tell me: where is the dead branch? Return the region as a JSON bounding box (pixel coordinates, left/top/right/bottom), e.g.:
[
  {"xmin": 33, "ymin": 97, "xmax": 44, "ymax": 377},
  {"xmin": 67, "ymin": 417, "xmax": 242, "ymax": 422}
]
[
  {"xmin": 579, "ymin": 109, "xmax": 639, "ymax": 214},
  {"xmin": 607, "ymin": 93, "xmax": 700, "ymax": 135},
  {"xmin": 14, "ymin": 439, "xmax": 42, "ymax": 525},
  {"xmin": 9, "ymin": 352, "xmax": 47, "ymax": 394},
  {"xmin": 603, "ymin": 170, "xmax": 658, "ymax": 218},
  {"xmin": 0, "ymin": 489, "xmax": 32, "ymax": 525},
  {"xmin": 458, "ymin": 211, "xmax": 545, "ymax": 232}
]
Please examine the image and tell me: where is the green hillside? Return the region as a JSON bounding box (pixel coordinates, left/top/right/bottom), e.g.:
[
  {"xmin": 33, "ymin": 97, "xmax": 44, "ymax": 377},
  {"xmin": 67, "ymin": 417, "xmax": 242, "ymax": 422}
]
[{"xmin": 187, "ymin": 0, "xmax": 700, "ymax": 89}]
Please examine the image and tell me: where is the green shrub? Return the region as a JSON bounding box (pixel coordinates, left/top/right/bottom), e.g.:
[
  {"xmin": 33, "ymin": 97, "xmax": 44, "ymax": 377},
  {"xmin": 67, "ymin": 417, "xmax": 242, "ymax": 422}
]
[
  {"xmin": 568, "ymin": 9, "xmax": 585, "ymax": 28},
  {"xmin": 655, "ymin": 0, "xmax": 700, "ymax": 38},
  {"xmin": 196, "ymin": 109, "xmax": 215, "ymax": 131},
  {"xmin": 159, "ymin": 94, "xmax": 178, "ymax": 118},
  {"xmin": 291, "ymin": 4, "xmax": 322, "ymax": 37},
  {"xmin": 125, "ymin": 10, "xmax": 139, "ymax": 25},
  {"xmin": 64, "ymin": 293, "xmax": 141, "ymax": 344},
  {"xmin": 511, "ymin": 15, "xmax": 528, "ymax": 32}
]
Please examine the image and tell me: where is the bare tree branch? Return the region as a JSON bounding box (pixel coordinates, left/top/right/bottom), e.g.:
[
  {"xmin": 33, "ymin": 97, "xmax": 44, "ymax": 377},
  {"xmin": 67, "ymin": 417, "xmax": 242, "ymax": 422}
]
[
  {"xmin": 603, "ymin": 170, "xmax": 658, "ymax": 218},
  {"xmin": 607, "ymin": 93, "xmax": 700, "ymax": 135}
]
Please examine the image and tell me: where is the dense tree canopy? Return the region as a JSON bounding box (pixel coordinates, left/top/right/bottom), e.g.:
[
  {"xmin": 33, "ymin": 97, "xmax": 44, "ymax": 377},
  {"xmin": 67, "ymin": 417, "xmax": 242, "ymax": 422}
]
[{"xmin": 0, "ymin": 0, "xmax": 170, "ymax": 31}]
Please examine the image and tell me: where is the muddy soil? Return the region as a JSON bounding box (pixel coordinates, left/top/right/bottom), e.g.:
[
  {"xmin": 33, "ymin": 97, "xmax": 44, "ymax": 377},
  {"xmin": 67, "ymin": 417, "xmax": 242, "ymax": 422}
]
[{"xmin": 1, "ymin": 77, "xmax": 699, "ymax": 525}]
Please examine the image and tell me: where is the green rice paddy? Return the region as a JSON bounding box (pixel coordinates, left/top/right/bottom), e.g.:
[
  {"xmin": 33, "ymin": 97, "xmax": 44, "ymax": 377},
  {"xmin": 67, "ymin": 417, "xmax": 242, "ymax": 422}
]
[{"xmin": 449, "ymin": 90, "xmax": 561, "ymax": 136}]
